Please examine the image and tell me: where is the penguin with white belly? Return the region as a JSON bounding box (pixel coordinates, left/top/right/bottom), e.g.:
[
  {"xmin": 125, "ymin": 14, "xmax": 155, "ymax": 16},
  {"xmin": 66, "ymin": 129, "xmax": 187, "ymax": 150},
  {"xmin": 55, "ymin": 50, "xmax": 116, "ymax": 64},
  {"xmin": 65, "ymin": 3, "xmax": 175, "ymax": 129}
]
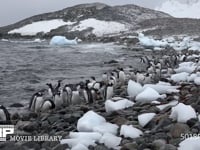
[
  {"xmin": 54, "ymin": 91, "xmax": 63, "ymax": 109},
  {"xmin": 46, "ymin": 83, "xmax": 54, "ymax": 98},
  {"xmin": 103, "ymin": 83, "xmax": 114, "ymax": 100},
  {"xmin": 61, "ymin": 84, "xmax": 72, "ymax": 106},
  {"xmin": 29, "ymin": 92, "xmax": 44, "ymax": 113},
  {"xmin": 118, "ymin": 68, "xmax": 126, "ymax": 86},
  {"xmin": 0, "ymin": 105, "xmax": 11, "ymax": 122},
  {"xmin": 40, "ymin": 99, "xmax": 55, "ymax": 113}
]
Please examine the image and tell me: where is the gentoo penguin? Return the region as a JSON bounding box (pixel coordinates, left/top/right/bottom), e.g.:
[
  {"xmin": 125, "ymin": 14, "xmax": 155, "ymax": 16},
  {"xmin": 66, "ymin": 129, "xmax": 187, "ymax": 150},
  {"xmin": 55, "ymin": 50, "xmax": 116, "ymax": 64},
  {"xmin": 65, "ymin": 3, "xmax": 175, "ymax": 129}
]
[
  {"xmin": 118, "ymin": 68, "xmax": 126, "ymax": 85},
  {"xmin": 102, "ymin": 72, "xmax": 108, "ymax": 85},
  {"xmin": 55, "ymin": 80, "xmax": 62, "ymax": 93},
  {"xmin": 104, "ymin": 83, "xmax": 114, "ymax": 100},
  {"xmin": 86, "ymin": 77, "xmax": 96, "ymax": 89},
  {"xmin": 61, "ymin": 84, "xmax": 72, "ymax": 106},
  {"xmin": 0, "ymin": 105, "xmax": 11, "ymax": 121},
  {"xmin": 54, "ymin": 91, "xmax": 63, "ymax": 109},
  {"xmin": 46, "ymin": 83, "xmax": 54, "ymax": 97},
  {"xmin": 29, "ymin": 92, "xmax": 44, "ymax": 113},
  {"xmin": 136, "ymin": 71, "xmax": 145, "ymax": 84},
  {"xmin": 40, "ymin": 99, "xmax": 55, "ymax": 113}
]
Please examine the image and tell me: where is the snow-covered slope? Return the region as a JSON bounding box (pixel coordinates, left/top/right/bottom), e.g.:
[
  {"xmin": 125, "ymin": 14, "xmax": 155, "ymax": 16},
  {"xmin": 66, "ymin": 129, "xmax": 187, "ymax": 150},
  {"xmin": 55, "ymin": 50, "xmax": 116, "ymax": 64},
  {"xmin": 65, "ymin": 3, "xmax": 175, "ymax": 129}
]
[
  {"xmin": 8, "ymin": 19, "xmax": 75, "ymax": 36},
  {"xmin": 156, "ymin": 0, "xmax": 200, "ymax": 18},
  {"xmin": 71, "ymin": 18, "xmax": 127, "ymax": 37}
]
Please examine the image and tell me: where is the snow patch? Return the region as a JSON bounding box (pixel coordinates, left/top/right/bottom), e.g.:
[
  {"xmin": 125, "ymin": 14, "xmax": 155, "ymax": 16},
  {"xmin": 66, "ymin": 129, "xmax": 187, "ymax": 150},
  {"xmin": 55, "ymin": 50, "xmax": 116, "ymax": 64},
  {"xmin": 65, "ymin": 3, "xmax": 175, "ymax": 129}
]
[
  {"xmin": 71, "ymin": 18, "xmax": 127, "ymax": 37},
  {"xmin": 8, "ymin": 19, "xmax": 75, "ymax": 36}
]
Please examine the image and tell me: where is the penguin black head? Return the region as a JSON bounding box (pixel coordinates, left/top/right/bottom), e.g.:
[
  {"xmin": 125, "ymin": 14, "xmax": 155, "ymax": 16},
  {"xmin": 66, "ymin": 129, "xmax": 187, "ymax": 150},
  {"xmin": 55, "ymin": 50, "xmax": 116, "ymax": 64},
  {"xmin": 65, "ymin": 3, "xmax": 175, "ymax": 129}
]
[
  {"xmin": 79, "ymin": 81, "xmax": 85, "ymax": 89},
  {"xmin": 0, "ymin": 105, "xmax": 11, "ymax": 122},
  {"xmin": 108, "ymin": 83, "xmax": 113, "ymax": 86},
  {"xmin": 119, "ymin": 68, "xmax": 124, "ymax": 71},
  {"xmin": 91, "ymin": 76, "xmax": 96, "ymax": 81}
]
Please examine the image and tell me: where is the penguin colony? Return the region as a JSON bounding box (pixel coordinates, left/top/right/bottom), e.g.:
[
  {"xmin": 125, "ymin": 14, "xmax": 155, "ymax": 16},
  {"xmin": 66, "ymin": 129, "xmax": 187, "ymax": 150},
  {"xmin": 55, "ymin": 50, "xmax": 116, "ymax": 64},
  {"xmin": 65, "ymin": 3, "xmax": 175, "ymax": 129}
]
[{"xmin": 1, "ymin": 49, "xmax": 200, "ymax": 122}]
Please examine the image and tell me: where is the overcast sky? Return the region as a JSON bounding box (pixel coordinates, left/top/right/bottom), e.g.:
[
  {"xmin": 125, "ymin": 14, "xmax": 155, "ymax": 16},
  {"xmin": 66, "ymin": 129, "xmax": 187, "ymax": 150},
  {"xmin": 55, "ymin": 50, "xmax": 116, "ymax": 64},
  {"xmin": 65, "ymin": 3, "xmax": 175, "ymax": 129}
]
[{"xmin": 0, "ymin": 0, "xmax": 166, "ymax": 27}]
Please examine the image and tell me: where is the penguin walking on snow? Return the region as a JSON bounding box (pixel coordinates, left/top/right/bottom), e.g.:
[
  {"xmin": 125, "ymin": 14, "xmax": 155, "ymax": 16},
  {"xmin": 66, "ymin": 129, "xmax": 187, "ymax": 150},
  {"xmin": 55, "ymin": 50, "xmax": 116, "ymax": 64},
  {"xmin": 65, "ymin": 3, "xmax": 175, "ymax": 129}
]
[
  {"xmin": 29, "ymin": 92, "xmax": 44, "ymax": 113},
  {"xmin": 0, "ymin": 105, "xmax": 11, "ymax": 122}
]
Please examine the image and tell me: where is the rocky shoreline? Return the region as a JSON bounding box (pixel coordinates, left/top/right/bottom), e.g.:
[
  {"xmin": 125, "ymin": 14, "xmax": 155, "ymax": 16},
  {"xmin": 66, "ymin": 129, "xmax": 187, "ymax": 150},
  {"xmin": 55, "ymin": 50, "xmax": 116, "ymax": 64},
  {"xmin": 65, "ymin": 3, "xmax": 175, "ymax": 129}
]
[{"xmin": 0, "ymin": 46, "xmax": 200, "ymax": 150}]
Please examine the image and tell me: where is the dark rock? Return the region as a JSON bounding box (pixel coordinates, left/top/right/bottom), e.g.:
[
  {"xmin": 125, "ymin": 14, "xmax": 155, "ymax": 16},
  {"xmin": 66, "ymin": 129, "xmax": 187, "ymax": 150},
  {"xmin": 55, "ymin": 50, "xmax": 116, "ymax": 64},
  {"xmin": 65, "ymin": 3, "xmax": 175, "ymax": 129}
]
[
  {"xmin": 23, "ymin": 122, "xmax": 40, "ymax": 133},
  {"xmin": 160, "ymin": 144, "xmax": 177, "ymax": 150},
  {"xmin": 42, "ymin": 141, "xmax": 60, "ymax": 149},
  {"xmin": 48, "ymin": 115, "xmax": 61, "ymax": 124},
  {"xmin": 186, "ymin": 118, "xmax": 198, "ymax": 128},
  {"xmin": 93, "ymin": 144, "xmax": 110, "ymax": 150},
  {"xmin": 152, "ymin": 139, "xmax": 166, "ymax": 150},
  {"xmin": 52, "ymin": 144, "xmax": 68, "ymax": 150},
  {"xmin": 22, "ymin": 141, "xmax": 41, "ymax": 150},
  {"xmin": 11, "ymin": 113, "xmax": 20, "ymax": 120},
  {"xmin": 121, "ymin": 142, "xmax": 138, "ymax": 150},
  {"xmin": 104, "ymin": 60, "xmax": 119, "ymax": 64},
  {"xmin": 170, "ymin": 123, "xmax": 190, "ymax": 138},
  {"xmin": 9, "ymin": 103, "xmax": 24, "ymax": 107}
]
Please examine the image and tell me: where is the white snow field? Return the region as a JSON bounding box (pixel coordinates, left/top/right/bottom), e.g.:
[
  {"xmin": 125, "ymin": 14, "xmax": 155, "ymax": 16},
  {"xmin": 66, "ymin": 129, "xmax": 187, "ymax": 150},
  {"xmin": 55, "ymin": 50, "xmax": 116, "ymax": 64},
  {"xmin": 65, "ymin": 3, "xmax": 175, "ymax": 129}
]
[
  {"xmin": 8, "ymin": 19, "xmax": 75, "ymax": 36},
  {"xmin": 71, "ymin": 18, "xmax": 127, "ymax": 37},
  {"xmin": 138, "ymin": 113, "xmax": 156, "ymax": 127},
  {"xmin": 120, "ymin": 125, "xmax": 143, "ymax": 138}
]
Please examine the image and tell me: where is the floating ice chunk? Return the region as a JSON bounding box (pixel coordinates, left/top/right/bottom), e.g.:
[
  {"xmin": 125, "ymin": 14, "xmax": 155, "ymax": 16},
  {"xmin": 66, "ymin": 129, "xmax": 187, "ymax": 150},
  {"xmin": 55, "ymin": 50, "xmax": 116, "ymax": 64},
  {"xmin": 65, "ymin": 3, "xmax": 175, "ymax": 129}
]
[
  {"xmin": 127, "ymin": 80, "xmax": 143, "ymax": 98},
  {"xmin": 170, "ymin": 103, "xmax": 197, "ymax": 123},
  {"xmin": 171, "ymin": 72, "xmax": 189, "ymax": 82},
  {"xmin": 156, "ymin": 100, "xmax": 178, "ymax": 110},
  {"xmin": 93, "ymin": 122, "xmax": 119, "ymax": 135},
  {"xmin": 175, "ymin": 66, "xmax": 196, "ymax": 73},
  {"xmin": 194, "ymin": 77, "xmax": 200, "ymax": 85},
  {"xmin": 187, "ymin": 73, "xmax": 198, "ymax": 82},
  {"xmin": 135, "ymin": 87, "xmax": 166, "ymax": 102},
  {"xmin": 50, "ymin": 36, "xmax": 77, "ymax": 46},
  {"xmin": 138, "ymin": 33, "xmax": 168, "ymax": 48},
  {"xmin": 138, "ymin": 113, "xmax": 156, "ymax": 127},
  {"xmin": 69, "ymin": 132, "xmax": 102, "ymax": 142},
  {"xmin": 99, "ymin": 133, "xmax": 121, "ymax": 149},
  {"xmin": 105, "ymin": 99, "xmax": 134, "ymax": 113},
  {"xmin": 71, "ymin": 144, "xmax": 88, "ymax": 150},
  {"xmin": 120, "ymin": 125, "xmax": 143, "ymax": 138},
  {"xmin": 60, "ymin": 138, "xmax": 96, "ymax": 148},
  {"xmin": 178, "ymin": 137, "xmax": 200, "ymax": 150},
  {"xmin": 77, "ymin": 111, "xmax": 106, "ymax": 132},
  {"xmin": 143, "ymin": 83, "xmax": 179, "ymax": 94}
]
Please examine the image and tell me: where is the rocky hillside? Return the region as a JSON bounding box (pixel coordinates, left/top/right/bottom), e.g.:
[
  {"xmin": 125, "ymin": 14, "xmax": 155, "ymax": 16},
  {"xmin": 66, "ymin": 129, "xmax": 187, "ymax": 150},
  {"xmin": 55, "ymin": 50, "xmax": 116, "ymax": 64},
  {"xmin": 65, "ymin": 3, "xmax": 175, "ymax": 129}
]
[{"xmin": 0, "ymin": 3, "xmax": 170, "ymax": 39}]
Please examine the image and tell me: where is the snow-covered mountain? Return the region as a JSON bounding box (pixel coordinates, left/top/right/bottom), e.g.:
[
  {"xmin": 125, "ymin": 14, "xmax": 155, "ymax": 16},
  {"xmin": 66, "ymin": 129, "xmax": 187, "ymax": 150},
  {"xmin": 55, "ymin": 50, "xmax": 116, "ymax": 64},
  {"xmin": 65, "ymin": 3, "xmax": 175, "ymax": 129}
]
[
  {"xmin": 0, "ymin": 3, "xmax": 170, "ymax": 39},
  {"xmin": 156, "ymin": 0, "xmax": 200, "ymax": 18}
]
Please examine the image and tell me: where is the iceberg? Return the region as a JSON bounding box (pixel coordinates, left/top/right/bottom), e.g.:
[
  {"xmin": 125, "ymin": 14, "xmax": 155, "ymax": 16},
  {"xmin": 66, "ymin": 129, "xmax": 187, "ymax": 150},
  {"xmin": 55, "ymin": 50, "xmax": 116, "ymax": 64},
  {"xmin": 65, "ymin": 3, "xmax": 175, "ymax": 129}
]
[{"xmin": 50, "ymin": 36, "xmax": 78, "ymax": 46}]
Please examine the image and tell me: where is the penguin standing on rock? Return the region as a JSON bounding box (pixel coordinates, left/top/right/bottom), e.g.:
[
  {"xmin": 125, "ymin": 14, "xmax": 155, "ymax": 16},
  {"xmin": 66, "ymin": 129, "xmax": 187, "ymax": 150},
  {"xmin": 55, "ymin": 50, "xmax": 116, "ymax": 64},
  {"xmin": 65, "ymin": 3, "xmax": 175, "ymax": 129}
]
[
  {"xmin": 46, "ymin": 83, "xmax": 54, "ymax": 97},
  {"xmin": 29, "ymin": 92, "xmax": 44, "ymax": 113},
  {"xmin": 54, "ymin": 91, "xmax": 63, "ymax": 109},
  {"xmin": 104, "ymin": 83, "xmax": 114, "ymax": 100},
  {"xmin": 61, "ymin": 84, "xmax": 72, "ymax": 106},
  {"xmin": 118, "ymin": 68, "xmax": 126, "ymax": 85},
  {"xmin": 40, "ymin": 99, "xmax": 55, "ymax": 113},
  {"xmin": 0, "ymin": 105, "xmax": 11, "ymax": 122}
]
